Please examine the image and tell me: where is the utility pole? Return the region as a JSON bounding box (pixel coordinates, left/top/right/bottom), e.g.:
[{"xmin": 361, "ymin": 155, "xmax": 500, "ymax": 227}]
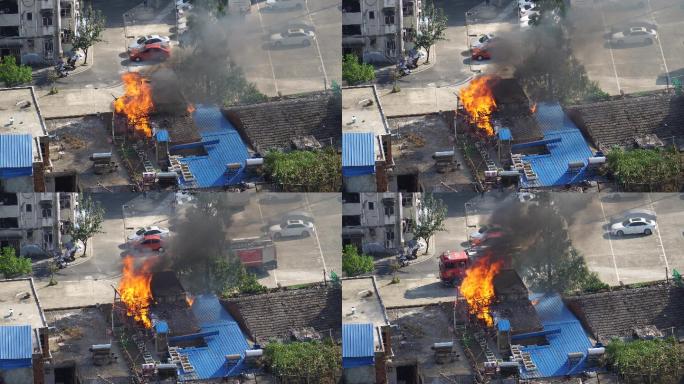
[
  {"xmin": 396, "ymin": 0, "xmax": 404, "ymax": 62},
  {"xmin": 54, "ymin": 0, "xmax": 63, "ymax": 58}
]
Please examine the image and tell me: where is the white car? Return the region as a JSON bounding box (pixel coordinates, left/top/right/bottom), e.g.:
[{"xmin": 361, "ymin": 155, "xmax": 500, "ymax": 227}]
[
  {"xmin": 610, "ymin": 27, "xmax": 657, "ymax": 45},
  {"xmin": 270, "ymin": 29, "xmax": 315, "ymax": 47},
  {"xmin": 520, "ymin": 4, "xmax": 541, "ymax": 18},
  {"xmin": 269, "ymin": 220, "xmax": 315, "ymax": 240},
  {"xmin": 472, "ymin": 34, "xmax": 495, "ymax": 49},
  {"xmin": 469, "ymin": 225, "xmax": 503, "ymax": 242},
  {"xmin": 128, "ymin": 226, "xmax": 170, "ymax": 242},
  {"xmin": 610, "ymin": 217, "xmax": 656, "ymax": 236},
  {"xmin": 129, "ymin": 35, "xmax": 170, "ymax": 51},
  {"xmin": 264, "ymin": 0, "xmax": 303, "ymax": 11}
]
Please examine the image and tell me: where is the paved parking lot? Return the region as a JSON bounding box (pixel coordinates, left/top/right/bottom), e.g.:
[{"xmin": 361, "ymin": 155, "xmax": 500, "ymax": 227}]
[
  {"xmin": 228, "ymin": 0, "xmax": 340, "ymax": 96},
  {"xmin": 228, "ymin": 193, "xmax": 341, "ymax": 287},
  {"xmin": 569, "ymin": 0, "xmax": 684, "ymax": 94}
]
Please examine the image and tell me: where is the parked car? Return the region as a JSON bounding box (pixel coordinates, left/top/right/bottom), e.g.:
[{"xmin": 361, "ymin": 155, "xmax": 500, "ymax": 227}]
[
  {"xmin": 128, "ymin": 226, "xmax": 170, "ymax": 242},
  {"xmin": 128, "ymin": 35, "xmax": 170, "ymax": 51},
  {"xmin": 472, "ymin": 33, "xmax": 495, "ymax": 49},
  {"xmin": 611, "ymin": 209, "xmax": 657, "ymax": 224},
  {"xmin": 519, "ymin": 3, "xmax": 541, "ymax": 17},
  {"xmin": 270, "ymin": 28, "xmax": 315, "ymax": 47},
  {"xmin": 610, "ymin": 217, "xmax": 657, "ymax": 236},
  {"xmin": 610, "ymin": 27, "xmax": 657, "ymax": 45},
  {"xmin": 471, "ymin": 46, "xmax": 491, "ymax": 61},
  {"xmin": 469, "ymin": 225, "xmax": 504, "ymax": 244},
  {"xmin": 280, "ymin": 211, "xmax": 315, "ymax": 225},
  {"xmin": 133, "ymin": 234, "xmax": 165, "ymax": 252},
  {"xmin": 129, "ymin": 44, "xmax": 171, "ymax": 62},
  {"xmin": 264, "ymin": 0, "xmax": 303, "ymax": 11},
  {"xmin": 269, "ymin": 220, "xmax": 316, "ymax": 240}
]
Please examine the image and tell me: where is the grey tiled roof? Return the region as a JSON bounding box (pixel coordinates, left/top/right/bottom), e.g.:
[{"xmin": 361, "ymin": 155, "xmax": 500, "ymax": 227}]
[
  {"xmin": 222, "ymin": 91, "xmax": 342, "ymax": 153},
  {"xmin": 565, "ymin": 284, "xmax": 684, "ymax": 343},
  {"xmin": 221, "ymin": 285, "xmax": 341, "ymax": 343},
  {"xmin": 565, "ymin": 93, "xmax": 684, "ymax": 151}
]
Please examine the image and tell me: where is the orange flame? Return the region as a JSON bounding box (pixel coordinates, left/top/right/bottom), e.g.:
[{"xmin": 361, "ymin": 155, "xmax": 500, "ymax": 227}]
[
  {"xmin": 459, "ymin": 256, "xmax": 503, "ymax": 327},
  {"xmin": 118, "ymin": 256, "xmax": 155, "ymax": 328},
  {"xmin": 186, "ymin": 104, "xmax": 196, "ymax": 114},
  {"xmin": 186, "ymin": 294, "xmax": 194, "ymax": 307},
  {"xmin": 459, "ymin": 75, "xmax": 498, "ymax": 136},
  {"xmin": 114, "ymin": 72, "xmax": 154, "ymax": 138},
  {"xmin": 530, "ymin": 103, "xmax": 537, "ymax": 114}
]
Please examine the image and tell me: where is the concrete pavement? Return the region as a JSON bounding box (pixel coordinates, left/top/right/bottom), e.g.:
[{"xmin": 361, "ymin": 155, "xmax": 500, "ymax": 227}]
[
  {"xmin": 375, "ymin": 276, "xmax": 458, "ymax": 307},
  {"xmin": 377, "ymin": 85, "xmax": 463, "ymax": 116},
  {"xmin": 36, "ymin": 86, "xmax": 122, "ymax": 118}
]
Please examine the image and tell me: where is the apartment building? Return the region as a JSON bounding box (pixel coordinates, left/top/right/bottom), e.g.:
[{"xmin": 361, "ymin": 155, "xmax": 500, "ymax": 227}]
[
  {"xmin": 0, "ymin": 0, "xmax": 80, "ymax": 64},
  {"xmin": 0, "ymin": 192, "xmax": 76, "ymax": 257},
  {"xmin": 342, "ymin": 0, "xmax": 420, "ymax": 64},
  {"xmin": 342, "ymin": 192, "xmax": 420, "ymax": 255}
]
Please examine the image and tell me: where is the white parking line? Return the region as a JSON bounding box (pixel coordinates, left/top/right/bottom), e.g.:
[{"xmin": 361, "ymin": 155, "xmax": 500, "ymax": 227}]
[
  {"xmin": 304, "ymin": 0, "xmax": 328, "ymax": 87},
  {"xmin": 304, "ymin": 194, "xmax": 328, "ymax": 274},
  {"xmin": 598, "ymin": 196, "xmax": 621, "ymax": 283},
  {"xmin": 646, "ymin": 0, "xmax": 671, "ymax": 86},
  {"xmin": 255, "ymin": 2, "xmax": 279, "ymax": 94},
  {"xmin": 648, "ymin": 193, "xmax": 670, "ymax": 271},
  {"xmin": 598, "ymin": 2, "xmax": 621, "ymax": 92}
]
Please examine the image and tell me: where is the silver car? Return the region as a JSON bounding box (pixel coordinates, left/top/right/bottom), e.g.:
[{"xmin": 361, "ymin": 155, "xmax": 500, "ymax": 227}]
[
  {"xmin": 610, "ymin": 27, "xmax": 657, "ymax": 45},
  {"xmin": 269, "ymin": 220, "xmax": 316, "ymax": 240},
  {"xmin": 264, "ymin": 0, "xmax": 303, "ymax": 11},
  {"xmin": 610, "ymin": 217, "xmax": 657, "ymax": 236},
  {"xmin": 270, "ymin": 28, "xmax": 315, "ymax": 47}
]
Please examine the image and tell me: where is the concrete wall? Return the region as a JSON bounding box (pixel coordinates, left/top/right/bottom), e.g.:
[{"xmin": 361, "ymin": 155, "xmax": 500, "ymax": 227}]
[
  {"xmin": 0, "ymin": 366, "xmax": 34, "ymax": 384},
  {"xmin": 0, "ymin": 176, "xmax": 35, "ymax": 193},
  {"xmin": 344, "ymin": 174, "xmax": 377, "ymax": 193},
  {"xmin": 344, "ymin": 365, "xmax": 376, "ymax": 384}
]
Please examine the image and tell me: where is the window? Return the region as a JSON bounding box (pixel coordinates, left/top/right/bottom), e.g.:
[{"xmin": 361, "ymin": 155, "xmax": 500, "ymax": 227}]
[
  {"xmin": 386, "ymin": 228, "xmax": 395, "ymax": 240},
  {"xmin": 384, "ymin": 10, "xmax": 395, "ymax": 25},
  {"xmin": 25, "ymin": 204, "xmax": 32, "ymax": 212},
  {"xmin": 59, "ymin": 195, "xmax": 71, "ymax": 209},
  {"xmin": 26, "ymin": 12, "xmax": 32, "ymax": 21},
  {"xmin": 403, "ymin": 1, "xmax": 414, "ymax": 16},
  {"xmin": 402, "ymin": 194, "xmax": 413, "ymax": 207},
  {"xmin": 368, "ymin": 202, "xmax": 375, "ymax": 210},
  {"xmin": 369, "ymin": 11, "xmax": 375, "ymax": 19},
  {"xmin": 386, "ymin": 39, "xmax": 396, "ymax": 50},
  {"xmin": 385, "ymin": 205, "xmax": 395, "ymax": 216},
  {"xmin": 342, "ymin": 24, "xmax": 361, "ymax": 36},
  {"xmin": 0, "ymin": 193, "xmax": 18, "ymax": 206},
  {"xmin": 0, "ymin": 217, "xmax": 19, "ymax": 229},
  {"xmin": 370, "ymin": 37, "xmax": 377, "ymax": 47},
  {"xmin": 27, "ymin": 39, "xmax": 34, "ymax": 49},
  {"xmin": 26, "ymin": 230, "xmax": 33, "ymax": 241},
  {"xmin": 0, "ymin": 0, "xmax": 19, "ymax": 14},
  {"xmin": 42, "ymin": 207, "xmax": 52, "ymax": 218},
  {"xmin": 0, "ymin": 26, "xmax": 19, "ymax": 37},
  {"xmin": 342, "ymin": 215, "xmax": 361, "ymax": 226},
  {"xmin": 342, "ymin": 193, "xmax": 360, "ymax": 204},
  {"xmin": 44, "ymin": 40, "xmax": 53, "ymax": 56},
  {"xmin": 43, "ymin": 232, "xmax": 53, "ymax": 246},
  {"xmin": 341, "ymin": 0, "xmax": 360, "ymax": 12},
  {"xmin": 43, "ymin": 16, "xmax": 53, "ymax": 26}
]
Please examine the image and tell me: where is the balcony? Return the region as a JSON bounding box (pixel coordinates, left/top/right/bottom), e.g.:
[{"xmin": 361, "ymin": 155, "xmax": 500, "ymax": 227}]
[
  {"xmin": 342, "ymin": 11, "xmax": 361, "ymax": 26},
  {"xmin": 0, "ymin": 13, "xmax": 19, "ymax": 26}
]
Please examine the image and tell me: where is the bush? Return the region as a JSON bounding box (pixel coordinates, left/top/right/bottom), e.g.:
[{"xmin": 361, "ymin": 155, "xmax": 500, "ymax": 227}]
[
  {"xmin": 606, "ymin": 338, "xmax": 681, "ymax": 382},
  {"xmin": 264, "ymin": 340, "xmax": 341, "ymax": 379},
  {"xmin": 342, "ymin": 245, "xmax": 374, "ymax": 277},
  {"xmin": 606, "ymin": 147, "xmax": 681, "ymax": 187},
  {"xmin": 0, "ymin": 56, "xmax": 32, "ymax": 87},
  {"xmin": 342, "ymin": 54, "xmax": 375, "ymax": 85},
  {"xmin": 264, "ymin": 148, "xmax": 341, "ymax": 192},
  {"xmin": 0, "ymin": 247, "xmax": 32, "ymax": 278}
]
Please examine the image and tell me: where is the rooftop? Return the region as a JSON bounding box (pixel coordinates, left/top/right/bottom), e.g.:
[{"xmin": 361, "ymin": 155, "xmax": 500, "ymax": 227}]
[
  {"xmin": 342, "ymin": 277, "xmax": 388, "ymax": 329},
  {"xmin": 565, "ymin": 92, "xmax": 684, "ymax": 151},
  {"xmin": 564, "ymin": 283, "xmax": 684, "ymax": 344},
  {"xmin": 222, "ymin": 284, "xmax": 341, "ymax": 343},
  {"xmin": 517, "ymin": 103, "xmax": 594, "ymax": 188},
  {"xmin": 223, "ymin": 90, "xmax": 342, "ymax": 153},
  {"xmin": 0, "ymin": 278, "xmax": 47, "ymax": 330},
  {"xmin": 342, "ymin": 86, "xmax": 389, "ymax": 162},
  {"xmin": 46, "ymin": 306, "xmax": 132, "ymax": 382},
  {"xmin": 0, "ymin": 87, "xmax": 46, "ymax": 165},
  {"xmin": 520, "ymin": 294, "xmax": 595, "ymax": 379}
]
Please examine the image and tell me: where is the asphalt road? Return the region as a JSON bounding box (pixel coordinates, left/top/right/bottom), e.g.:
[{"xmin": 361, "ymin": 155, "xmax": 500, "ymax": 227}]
[{"xmin": 569, "ymin": 0, "xmax": 684, "ymax": 94}]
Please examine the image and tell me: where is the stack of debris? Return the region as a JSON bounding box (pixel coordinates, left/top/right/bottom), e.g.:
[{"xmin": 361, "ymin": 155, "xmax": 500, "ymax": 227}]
[{"xmin": 510, "ymin": 344, "xmax": 537, "ymax": 372}]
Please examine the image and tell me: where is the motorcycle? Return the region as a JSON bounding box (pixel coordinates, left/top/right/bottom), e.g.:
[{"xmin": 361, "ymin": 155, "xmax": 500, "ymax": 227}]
[
  {"xmin": 396, "ymin": 253, "xmax": 410, "ymax": 268},
  {"xmin": 396, "ymin": 61, "xmax": 411, "ymax": 77},
  {"xmin": 54, "ymin": 63, "xmax": 68, "ymax": 78}
]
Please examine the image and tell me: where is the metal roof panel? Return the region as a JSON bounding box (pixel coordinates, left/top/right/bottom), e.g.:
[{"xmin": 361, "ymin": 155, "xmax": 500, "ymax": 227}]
[
  {"xmin": 342, "ymin": 132, "xmax": 375, "ymax": 168},
  {"xmin": 0, "ymin": 325, "xmax": 32, "ymax": 361},
  {"xmin": 342, "ymin": 323, "xmax": 374, "ymax": 358},
  {"xmin": 0, "ymin": 134, "xmax": 32, "ymax": 169}
]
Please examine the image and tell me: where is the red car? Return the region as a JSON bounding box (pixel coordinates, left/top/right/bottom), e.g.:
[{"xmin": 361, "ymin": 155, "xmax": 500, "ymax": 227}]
[
  {"xmin": 471, "ymin": 47, "xmax": 491, "ymax": 61},
  {"xmin": 134, "ymin": 234, "xmax": 165, "ymax": 252},
  {"xmin": 129, "ymin": 43, "xmax": 171, "ymax": 62}
]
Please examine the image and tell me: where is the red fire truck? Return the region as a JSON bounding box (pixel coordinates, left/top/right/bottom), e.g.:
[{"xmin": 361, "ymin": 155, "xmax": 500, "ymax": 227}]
[
  {"xmin": 439, "ymin": 249, "xmax": 477, "ymax": 286},
  {"xmin": 228, "ymin": 236, "xmax": 277, "ymax": 270}
]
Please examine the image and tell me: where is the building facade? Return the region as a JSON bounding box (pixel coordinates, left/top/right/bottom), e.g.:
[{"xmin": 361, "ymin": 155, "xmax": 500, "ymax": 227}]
[
  {"xmin": 0, "ymin": 192, "xmax": 76, "ymax": 257},
  {"xmin": 0, "ymin": 0, "xmax": 80, "ymax": 65},
  {"xmin": 342, "ymin": 0, "xmax": 420, "ymax": 64},
  {"xmin": 342, "ymin": 192, "xmax": 420, "ymax": 255}
]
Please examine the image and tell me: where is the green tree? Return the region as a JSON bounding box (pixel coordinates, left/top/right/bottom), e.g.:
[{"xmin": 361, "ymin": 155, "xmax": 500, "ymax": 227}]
[
  {"xmin": 211, "ymin": 259, "xmax": 267, "ymax": 298},
  {"xmin": 264, "ymin": 340, "xmax": 341, "ymax": 379},
  {"xmin": 72, "ymin": 5, "xmax": 106, "ymax": 65},
  {"xmin": 69, "ymin": 195, "xmax": 105, "ymax": 257},
  {"xmin": 606, "ymin": 147, "xmax": 681, "ymax": 190},
  {"xmin": 606, "ymin": 338, "xmax": 681, "ymax": 383},
  {"xmin": 413, "ymin": 0, "xmax": 448, "ymax": 63},
  {"xmin": 342, "ymin": 54, "xmax": 375, "ymax": 85},
  {"xmin": 0, "ymin": 56, "xmax": 32, "ymax": 87},
  {"xmin": 264, "ymin": 148, "xmax": 342, "ymax": 192},
  {"xmin": 0, "ymin": 247, "xmax": 32, "ymax": 278},
  {"xmin": 413, "ymin": 194, "xmax": 447, "ymax": 254},
  {"xmin": 342, "ymin": 245, "xmax": 374, "ymax": 277}
]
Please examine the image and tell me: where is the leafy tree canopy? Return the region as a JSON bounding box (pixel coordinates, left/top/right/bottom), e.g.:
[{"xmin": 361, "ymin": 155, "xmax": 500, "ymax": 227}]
[
  {"xmin": 413, "ymin": 0, "xmax": 448, "ymax": 63},
  {"xmin": 606, "ymin": 338, "xmax": 682, "ymax": 382},
  {"xmin": 606, "ymin": 147, "xmax": 681, "ymax": 187},
  {"xmin": 0, "ymin": 247, "xmax": 32, "ymax": 278},
  {"xmin": 413, "ymin": 194, "xmax": 447, "ymax": 254},
  {"xmin": 264, "ymin": 148, "xmax": 342, "ymax": 192},
  {"xmin": 73, "ymin": 5, "xmax": 106, "ymax": 64},
  {"xmin": 342, "ymin": 54, "xmax": 375, "ymax": 85},
  {"xmin": 264, "ymin": 340, "xmax": 341, "ymax": 379},
  {"xmin": 342, "ymin": 244, "xmax": 374, "ymax": 277},
  {"xmin": 69, "ymin": 195, "xmax": 105, "ymax": 255},
  {"xmin": 0, "ymin": 56, "xmax": 32, "ymax": 87}
]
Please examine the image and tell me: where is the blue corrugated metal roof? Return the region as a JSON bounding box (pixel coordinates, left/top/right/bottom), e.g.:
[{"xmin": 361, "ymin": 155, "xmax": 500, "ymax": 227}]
[
  {"xmin": 0, "ymin": 325, "xmax": 33, "ymax": 369},
  {"xmin": 343, "ymin": 323, "xmax": 374, "ymax": 358},
  {"xmin": 156, "ymin": 129, "xmax": 169, "ymax": 142},
  {"xmin": 498, "ymin": 128, "xmax": 512, "ymax": 141},
  {"xmin": 0, "ymin": 134, "xmax": 33, "ymax": 178},
  {"xmin": 497, "ymin": 319, "xmax": 511, "ymax": 332},
  {"xmin": 520, "ymin": 294, "xmax": 594, "ymax": 379},
  {"xmin": 178, "ymin": 294, "xmax": 251, "ymax": 380},
  {"xmin": 343, "ymin": 132, "xmax": 375, "ymax": 168},
  {"xmin": 519, "ymin": 103, "xmax": 593, "ymax": 187},
  {"xmin": 155, "ymin": 320, "xmax": 169, "ymax": 334},
  {"xmin": 178, "ymin": 106, "xmax": 250, "ymax": 188}
]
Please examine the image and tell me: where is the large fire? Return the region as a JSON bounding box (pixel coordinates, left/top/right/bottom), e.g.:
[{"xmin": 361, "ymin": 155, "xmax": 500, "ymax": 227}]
[
  {"xmin": 114, "ymin": 72, "xmax": 154, "ymax": 137},
  {"xmin": 459, "ymin": 75, "xmax": 498, "ymax": 136},
  {"xmin": 459, "ymin": 256, "xmax": 503, "ymax": 327},
  {"xmin": 118, "ymin": 256, "xmax": 155, "ymax": 328}
]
